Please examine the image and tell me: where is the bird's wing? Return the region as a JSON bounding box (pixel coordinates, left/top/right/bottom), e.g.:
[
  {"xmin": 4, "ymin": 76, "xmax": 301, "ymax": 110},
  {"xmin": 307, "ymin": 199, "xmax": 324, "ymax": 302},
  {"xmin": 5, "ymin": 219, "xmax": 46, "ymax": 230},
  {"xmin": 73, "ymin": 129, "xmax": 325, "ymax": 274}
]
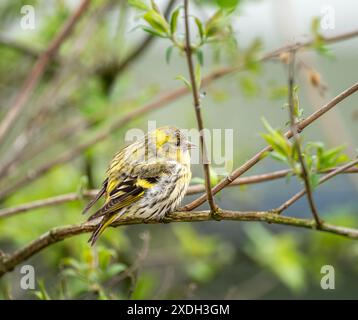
[
  {"xmin": 87, "ymin": 161, "xmax": 177, "ymax": 246},
  {"xmin": 87, "ymin": 160, "xmax": 176, "ymax": 222}
]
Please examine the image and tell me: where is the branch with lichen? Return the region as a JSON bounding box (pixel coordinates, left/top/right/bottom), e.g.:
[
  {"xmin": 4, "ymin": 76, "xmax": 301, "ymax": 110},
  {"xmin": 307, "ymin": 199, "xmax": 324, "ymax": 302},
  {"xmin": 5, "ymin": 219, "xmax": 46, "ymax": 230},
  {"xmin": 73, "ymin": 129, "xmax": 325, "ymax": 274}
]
[{"xmin": 1, "ymin": 209, "xmax": 358, "ymax": 278}]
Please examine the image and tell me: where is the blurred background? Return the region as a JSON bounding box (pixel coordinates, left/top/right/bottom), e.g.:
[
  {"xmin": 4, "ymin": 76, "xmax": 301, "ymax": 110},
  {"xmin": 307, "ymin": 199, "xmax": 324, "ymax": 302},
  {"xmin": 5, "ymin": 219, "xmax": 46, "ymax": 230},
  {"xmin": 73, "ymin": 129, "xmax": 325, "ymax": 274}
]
[{"xmin": 0, "ymin": 0, "xmax": 357, "ymax": 299}]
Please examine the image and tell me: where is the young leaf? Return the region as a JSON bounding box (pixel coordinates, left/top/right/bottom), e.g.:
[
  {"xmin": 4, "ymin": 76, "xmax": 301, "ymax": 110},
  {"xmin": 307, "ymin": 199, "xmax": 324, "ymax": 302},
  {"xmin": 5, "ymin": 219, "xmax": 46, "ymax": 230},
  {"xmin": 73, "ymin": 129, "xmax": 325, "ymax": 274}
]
[
  {"xmin": 128, "ymin": 0, "xmax": 150, "ymax": 11},
  {"xmin": 205, "ymin": 9, "xmax": 224, "ymax": 37},
  {"xmin": 196, "ymin": 49, "xmax": 204, "ymax": 66},
  {"xmin": 311, "ymin": 16, "xmax": 321, "ymax": 38},
  {"xmin": 194, "ymin": 17, "xmax": 205, "ymax": 40},
  {"xmin": 170, "ymin": 7, "xmax": 180, "ymax": 35},
  {"xmin": 240, "ymin": 76, "xmax": 259, "ymax": 97},
  {"xmin": 142, "ymin": 27, "xmax": 167, "ymax": 38},
  {"xmin": 143, "ymin": 9, "xmax": 170, "ymax": 35},
  {"xmin": 150, "ymin": 0, "xmax": 161, "ymax": 13},
  {"xmin": 309, "ymin": 173, "xmax": 320, "ymax": 190},
  {"xmin": 165, "ymin": 46, "xmax": 174, "ymax": 64},
  {"xmin": 209, "ymin": 168, "xmax": 219, "ymax": 187},
  {"xmin": 261, "ymin": 118, "xmax": 292, "ymax": 160},
  {"xmin": 216, "ymin": 0, "xmax": 240, "ymax": 8},
  {"xmin": 175, "ymin": 75, "xmax": 192, "ymax": 90},
  {"xmin": 195, "ymin": 63, "xmax": 202, "ymax": 89}
]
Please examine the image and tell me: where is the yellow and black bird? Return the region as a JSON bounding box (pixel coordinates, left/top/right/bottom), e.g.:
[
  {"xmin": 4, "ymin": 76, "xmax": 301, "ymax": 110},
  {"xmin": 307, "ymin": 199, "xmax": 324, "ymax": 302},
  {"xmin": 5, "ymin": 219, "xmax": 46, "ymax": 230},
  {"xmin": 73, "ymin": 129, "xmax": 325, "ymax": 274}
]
[{"xmin": 83, "ymin": 126, "xmax": 193, "ymax": 245}]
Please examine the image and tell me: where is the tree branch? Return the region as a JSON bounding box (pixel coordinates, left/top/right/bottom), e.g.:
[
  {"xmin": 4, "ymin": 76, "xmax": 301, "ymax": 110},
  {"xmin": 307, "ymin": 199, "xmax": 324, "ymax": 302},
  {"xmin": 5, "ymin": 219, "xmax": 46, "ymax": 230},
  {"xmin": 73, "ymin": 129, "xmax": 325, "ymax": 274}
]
[
  {"xmin": 183, "ymin": 0, "xmax": 217, "ymax": 214},
  {"xmin": 184, "ymin": 81, "xmax": 358, "ymax": 211},
  {"xmin": 1, "ymin": 209, "xmax": 358, "ymax": 277}
]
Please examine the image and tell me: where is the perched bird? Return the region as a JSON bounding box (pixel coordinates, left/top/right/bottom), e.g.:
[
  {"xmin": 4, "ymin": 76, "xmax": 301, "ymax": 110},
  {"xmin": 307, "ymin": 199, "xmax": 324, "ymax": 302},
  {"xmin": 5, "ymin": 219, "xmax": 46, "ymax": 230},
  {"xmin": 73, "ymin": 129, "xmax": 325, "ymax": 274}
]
[{"xmin": 83, "ymin": 126, "xmax": 194, "ymax": 245}]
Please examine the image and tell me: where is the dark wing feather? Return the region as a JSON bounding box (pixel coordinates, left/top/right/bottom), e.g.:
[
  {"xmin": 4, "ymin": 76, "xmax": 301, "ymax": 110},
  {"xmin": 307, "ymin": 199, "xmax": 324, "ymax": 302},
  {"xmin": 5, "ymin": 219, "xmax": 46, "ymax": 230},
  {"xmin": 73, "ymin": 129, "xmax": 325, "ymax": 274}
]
[
  {"xmin": 87, "ymin": 182, "xmax": 144, "ymax": 222},
  {"xmin": 82, "ymin": 178, "xmax": 108, "ymax": 215}
]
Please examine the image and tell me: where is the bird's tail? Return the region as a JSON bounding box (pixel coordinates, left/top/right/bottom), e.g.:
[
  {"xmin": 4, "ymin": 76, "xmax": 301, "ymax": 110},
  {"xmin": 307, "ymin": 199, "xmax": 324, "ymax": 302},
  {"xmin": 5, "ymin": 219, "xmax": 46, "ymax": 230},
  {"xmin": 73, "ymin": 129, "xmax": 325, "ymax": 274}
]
[
  {"xmin": 88, "ymin": 214, "xmax": 118, "ymax": 246},
  {"xmin": 82, "ymin": 186, "xmax": 106, "ymax": 215}
]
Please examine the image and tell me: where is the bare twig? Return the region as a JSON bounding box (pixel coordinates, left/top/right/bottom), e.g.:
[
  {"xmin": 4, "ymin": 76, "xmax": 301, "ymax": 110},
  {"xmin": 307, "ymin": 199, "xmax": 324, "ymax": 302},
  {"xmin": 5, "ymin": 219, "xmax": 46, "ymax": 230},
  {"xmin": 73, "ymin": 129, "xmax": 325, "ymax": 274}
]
[
  {"xmin": 0, "ymin": 0, "xmax": 91, "ymax": 146},
  {"xmin": 183, "ymin": 0, "xmax": 217, "ymax": 214},
  {"xmin": 184, "ymin": 82, "xmax": 358, "ymax": 211},
  {"xmin": 1, "ymin": 209, "xmax": 358, "ymax": 277},
  {"xmin": 263, "ymin": 29, "xmax": 358, "ymax": 60},
  {"xmin": 287, "ymin": 51, "xmax": 321, "ymax": 225},
  {"xmin": 276, "ymin": 158, "xmax": 358, "ymax": 213}
]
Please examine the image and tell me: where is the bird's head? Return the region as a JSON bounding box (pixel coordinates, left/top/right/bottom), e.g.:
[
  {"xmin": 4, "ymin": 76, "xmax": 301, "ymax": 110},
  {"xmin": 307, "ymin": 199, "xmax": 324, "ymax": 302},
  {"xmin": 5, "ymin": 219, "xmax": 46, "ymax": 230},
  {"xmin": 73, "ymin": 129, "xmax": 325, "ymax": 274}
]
[{"xmin": 149, "ymin": 126, "xmax": 195, "ymax": 164}]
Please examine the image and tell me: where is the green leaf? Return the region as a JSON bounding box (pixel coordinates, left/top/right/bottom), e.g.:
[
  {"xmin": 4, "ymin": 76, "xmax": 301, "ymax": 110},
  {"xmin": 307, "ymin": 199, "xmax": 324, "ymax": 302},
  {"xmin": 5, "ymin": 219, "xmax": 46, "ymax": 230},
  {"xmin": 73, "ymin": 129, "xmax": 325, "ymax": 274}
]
[
  {"xmin": 196, "ymin": 49, "xmax": 204, "ymax": 66},
  {"xmin": 187, "ymin": 261, "xmax": 215, "ymax": 282},
  {"xmin": 244, "ymin": 224, "xmax": 306, "ymax": 293},
  {"xmin": 261, "ymin": 118, "xmax": 292, "ymax": 159},
  {"xmin": 105, "ymin": 263, "xmax": 127, "ymax": 278},
  {"xmin": 309, "ymin": 173, "xmax": 320, "ymax": 189},
  {"xmin": 315, "ymin": 42, "xmax": 335, "ymax": 58},
  {"xmin": 165, "ymin": 46, "xmax": 174, "ymax": 64},
  {"xmin": 311, "ymin": 16, "xmax": 321, "ymax": 37},
  {"xmin": 142, "ymin": 27, "xmax": 167, "ymax": 38},
  {"xmin": 175, "ymin": 75, "xmax": 192, "ymax": 89},
  {"xmin": 128, "ymin": 0, "xmax": 150, "ymax": 11},
  {"xmin": 150, "ymin": 0, "xmax": 161, "ymax": 13},
  {"xmin": 205, "ymin": 9, "xmax": 224, "ymax": 37},
  {"xmin": 143, "ymin": 9, "xmax": 170, "ymax": 35},
  {"xmin": 195, "ymin": 63, "xmax": 202, "ymax": 89},
  {"xmin": 216, "ymin": 0, "xmax": 240, "ymax": 8},
  {"xmin": 209, "ymin": 168, "xmax": 219, "ymax": 187},
  {"xmin": 269, "ymin": 85, "xmax": 288, "ymax": 100},
  {"xmin": 270, "ymin": 151, "xmax": 288, "ymax": 163},
  {"xmin": 240, "ymin": 76, "xmax": 259, "ymax": 97},
  {"xmin": 194, "ymin": 17, "xmax": 205, "ymax": 40},
  {"xmin": 170, "ymin": 7, "xmax": 180, "ymax": 34},
  {"xmin": 34, "ymin": 280, "xmax": 51, "ymax": 300}
]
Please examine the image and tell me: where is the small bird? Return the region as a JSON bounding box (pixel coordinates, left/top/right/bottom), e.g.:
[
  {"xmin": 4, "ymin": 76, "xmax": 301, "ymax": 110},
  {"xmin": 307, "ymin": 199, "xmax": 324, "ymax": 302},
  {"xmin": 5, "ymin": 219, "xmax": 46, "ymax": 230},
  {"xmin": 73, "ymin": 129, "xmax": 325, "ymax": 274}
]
[{"xmin": 83, "ymin": 126, "xmax": 193, "ymax": 245}]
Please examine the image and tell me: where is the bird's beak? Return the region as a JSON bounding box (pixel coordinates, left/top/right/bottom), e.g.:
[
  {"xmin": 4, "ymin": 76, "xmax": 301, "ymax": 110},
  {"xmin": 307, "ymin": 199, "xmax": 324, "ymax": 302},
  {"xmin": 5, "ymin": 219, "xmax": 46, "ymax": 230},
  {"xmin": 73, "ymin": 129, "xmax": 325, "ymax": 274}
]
[{"xmin": 186, "ymin": 141, "xmax": 197, "ymax": 149}]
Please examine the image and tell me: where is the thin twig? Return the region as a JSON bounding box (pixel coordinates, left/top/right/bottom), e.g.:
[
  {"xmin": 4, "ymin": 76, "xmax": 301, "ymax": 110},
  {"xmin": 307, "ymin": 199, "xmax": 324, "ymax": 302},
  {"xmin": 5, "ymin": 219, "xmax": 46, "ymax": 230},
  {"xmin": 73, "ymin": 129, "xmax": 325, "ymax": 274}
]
[
  {"xmin": 287, "ymin": 50, "xmax": 322, "ymax": 225},
  {"xmin": 1, "ymin": 167, "xmax": 357, "ymax": 219},
  {"xmin": 183, "ymin": 0, "xmax": 217, "ymax": 214},
  {"xmin": 0, "ymin": 0, "xmax": 91, "ymax": 146},
  {"xmin": 275, "ymin": 158, "xmax": 358, "ymax": 213},
  {"xmin": 1, "ymin": 209, "xmax": 358, "ymax": 277},
  {"xmin": 184, "ymin": 82, "xmax": 358, "ymax": 211}
]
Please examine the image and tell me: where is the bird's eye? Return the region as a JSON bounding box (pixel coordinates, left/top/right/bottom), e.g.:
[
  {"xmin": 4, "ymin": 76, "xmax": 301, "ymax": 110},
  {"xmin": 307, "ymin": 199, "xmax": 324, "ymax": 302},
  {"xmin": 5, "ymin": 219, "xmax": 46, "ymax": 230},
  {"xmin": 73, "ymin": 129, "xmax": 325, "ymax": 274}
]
[{"xmin": 176, "ymin": 134, "xmax": 181, "ymax": 147}]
